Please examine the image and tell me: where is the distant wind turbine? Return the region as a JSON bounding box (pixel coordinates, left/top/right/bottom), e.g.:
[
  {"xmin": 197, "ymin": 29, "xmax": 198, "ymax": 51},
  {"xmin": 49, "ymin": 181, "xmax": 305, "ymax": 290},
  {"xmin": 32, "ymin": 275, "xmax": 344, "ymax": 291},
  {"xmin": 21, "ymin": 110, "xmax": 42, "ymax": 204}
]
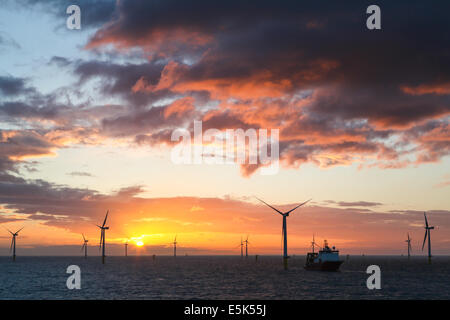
[
  {"xmin": 97, "ymin": 210, "xmax": 109, "ymax": 264},
  {"xmin": 240, "ymin": 237, "xmax": 244, "ymax": 258},
  {"xmin": 173, "ymin": 235, "xmax": 177, "ymax": 257},
  {"xmin": 234, "ymin": 237, "xmax": 244, "ymax": 257},
  {"xmin": 125, "ymin": 240, "xmax": 128, "ymax": 257},
  {"xmin": 81, "ymin": 233, "xmax": 88, "ymax": 258},
  {"xmin": 256, "ymin": 197, "xmax": 311, "ymax": 270},
  {"xmin": 405, "ymin": 233, "xmax": 412, "ymax": 259},
  {"xmin": 5, "ymin": 227, "xmax": 24, "ymax": 262},
  {"xmin": 422, "ymin": 213, "xmax": 435, "ymax": 264},
  {"xmin": 244, "ymin": 235, "xmax": 249, "ymax": 258}
]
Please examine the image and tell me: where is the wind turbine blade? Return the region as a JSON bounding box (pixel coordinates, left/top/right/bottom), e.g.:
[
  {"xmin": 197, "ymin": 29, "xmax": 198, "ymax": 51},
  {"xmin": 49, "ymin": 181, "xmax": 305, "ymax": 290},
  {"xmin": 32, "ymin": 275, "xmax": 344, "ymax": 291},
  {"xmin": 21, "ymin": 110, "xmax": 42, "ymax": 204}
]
[
  {"xmin": 422, "ymin": 231, "xmax": 427, "ymax": 251},
  {"xmin": 424, "ymin": 212, "xmax": 429, "ymax": 228},
  {"xmin": 255, "ymin": 197, "xmax": 284, "ymax": 215},
  {"xmin": 102, "ymin": 210, "xmax": 109, "ymax": 227},
  {"xmin": 16, "ymin": 227, "xmax": 24, "ymax": 234},
  {"xmin": 10, "ymin": 238, "xmax": 14, "ymax": 252},
  {"xmin": 82, "ymin": 233, "xmax": 86, "ymax": 241},
  {"xmin": 285, "ymin": 199, "xmax": 312, "ymax": 215},
  {"xmin": 4, "ymin": 226, "xmax": 14, "ymax": 235}
]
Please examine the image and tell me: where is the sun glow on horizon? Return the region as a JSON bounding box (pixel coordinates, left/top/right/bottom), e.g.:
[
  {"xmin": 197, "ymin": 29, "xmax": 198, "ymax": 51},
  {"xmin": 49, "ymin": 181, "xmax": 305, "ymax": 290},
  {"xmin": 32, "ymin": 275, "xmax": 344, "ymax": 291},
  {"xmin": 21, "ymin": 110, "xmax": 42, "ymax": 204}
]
[{"xmin": 136, "ymin": 241, "xmax": 144, "ymax": 247}]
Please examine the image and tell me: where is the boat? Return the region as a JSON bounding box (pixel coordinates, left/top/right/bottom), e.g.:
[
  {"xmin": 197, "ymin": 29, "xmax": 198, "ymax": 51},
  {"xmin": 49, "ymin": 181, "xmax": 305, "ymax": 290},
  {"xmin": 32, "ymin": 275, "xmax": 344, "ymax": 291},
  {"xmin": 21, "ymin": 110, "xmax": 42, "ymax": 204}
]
[{"xmin": 304, "ymin": 239, "xmax": 343, "ymax": 271}]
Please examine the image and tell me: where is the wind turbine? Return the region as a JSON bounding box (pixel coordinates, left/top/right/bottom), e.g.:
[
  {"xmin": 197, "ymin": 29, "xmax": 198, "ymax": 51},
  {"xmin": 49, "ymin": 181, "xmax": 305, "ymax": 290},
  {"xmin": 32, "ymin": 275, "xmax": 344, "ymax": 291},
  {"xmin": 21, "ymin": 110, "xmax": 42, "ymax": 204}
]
[
  {"xmin": 256, "ymin": 197, "xmax": 311, "ymax": 270},
  {"xmin": 125, "ymin": 240, "xmax": 128, "ymax": 257},
  {"xmin": 81, "ymin": 233, "xmax": 88, "ymax": 258},
  {"xmin": 422, "ymin": 212, "xmax": 435, "ymax": 264},
  {"xmin": 240, "ymin": 237, "xmax": 244, "ymax": 258},
  {"xmin": 5, "ymin": 227, "xmax": 24, "ymax": 261},
  {"xmin": 97, "ymin": 210, "xmax": 109, "ymax": 264},
  {"xmin": 243, "ymin": 235, "xmax": 249, "ymax": 258},
  {"xmin": 173, "ymin": 235, "xmax": 177, "ymax": 257},
  {"xmin": 405, "ymin": 233, "xmax": 412, "ymax": 259}
]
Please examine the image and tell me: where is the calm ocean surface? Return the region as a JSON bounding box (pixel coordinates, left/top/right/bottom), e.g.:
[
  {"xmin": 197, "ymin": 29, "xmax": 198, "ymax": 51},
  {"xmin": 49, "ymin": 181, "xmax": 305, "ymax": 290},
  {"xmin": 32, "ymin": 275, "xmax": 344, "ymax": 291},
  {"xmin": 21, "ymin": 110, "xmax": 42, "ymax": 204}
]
[{"xmin": 0, "ymin": 256, "xmax": 449, "ymax": 299}]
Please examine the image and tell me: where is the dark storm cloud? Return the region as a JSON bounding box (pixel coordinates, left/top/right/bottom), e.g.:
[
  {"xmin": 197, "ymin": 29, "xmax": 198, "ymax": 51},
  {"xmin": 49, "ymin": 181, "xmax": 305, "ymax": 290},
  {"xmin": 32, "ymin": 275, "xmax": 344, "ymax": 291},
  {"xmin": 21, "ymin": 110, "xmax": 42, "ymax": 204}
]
[
  {"xmin": 74, "ymin": 60, "xmax": 167, "ymax": 107},
  {"xmin": 0, "ymin": 174, "xmax": 94, "ymax": 215},
  {"xmin": 86, "ymin": 0, "xmax": 450, "ymax": 126},
  {"xmin": 0, "ymin": 76, "xmax": 34, "ymax": 97},
  {"xmin": 0, "ymin": 130, "xmax": 57, "ymax": 162},
  {"xmin": 85, "ymin": 0, "xmax": 450, "ymax": 172},
  {"xmin": 0, "ymin": 101, "xmax": 60, "ymax": 119},
  {"xmin": 0, "ymin": 0, "xmax": 448, "ymax": 177}
]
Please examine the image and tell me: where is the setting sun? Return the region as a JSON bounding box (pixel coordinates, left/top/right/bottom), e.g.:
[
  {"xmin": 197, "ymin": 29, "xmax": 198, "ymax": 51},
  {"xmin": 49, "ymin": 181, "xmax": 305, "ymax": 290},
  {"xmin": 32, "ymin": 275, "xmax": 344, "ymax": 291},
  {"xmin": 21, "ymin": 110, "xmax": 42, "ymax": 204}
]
[{"xmin": 136, "ymin": 241, "xmax": 144, "ymax": 247}]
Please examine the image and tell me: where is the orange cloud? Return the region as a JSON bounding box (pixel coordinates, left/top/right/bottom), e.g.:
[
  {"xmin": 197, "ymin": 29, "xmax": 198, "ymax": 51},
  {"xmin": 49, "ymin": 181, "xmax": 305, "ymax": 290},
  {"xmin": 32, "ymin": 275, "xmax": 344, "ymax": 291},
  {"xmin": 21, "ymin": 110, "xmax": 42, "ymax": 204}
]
[{"xmin": 402, "ymin": 83, "xmax": 450, "ymax": 95}]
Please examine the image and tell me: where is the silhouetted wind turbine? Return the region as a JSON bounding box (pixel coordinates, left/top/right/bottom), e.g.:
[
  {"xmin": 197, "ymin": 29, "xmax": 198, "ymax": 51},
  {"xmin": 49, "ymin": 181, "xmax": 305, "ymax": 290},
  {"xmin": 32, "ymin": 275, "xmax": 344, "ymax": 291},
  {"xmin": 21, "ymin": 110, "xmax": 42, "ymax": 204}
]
[
  {"xmin": 244, "ymin": 235, "xmax": 249, "ymax": 258},
  {"xmin": 256, "ymin": 197, "xmax": 311, "ymax": 270},
  {"xmin": 422, "ymin": 213, "xmax": 435, "ymax": 264},
  {"xmin": 234, "ymin": 237, "xmax": 244, "ymax": 257},
  {"xmin": 240, "ymin": 237, "xmax": 244, "ymax": 258},
  {"xmin": 81, "ymin": 233, "xmax": 88, "ymax": 258},
  {"xmin": 405, "ymin": 233, "xmax": 412, "ymax": 259},
  {"xmin": 173, "ymin": 235, "xmax": 177, "ymax": 257},
  {"xmin": 125, "ymin": 240, "xmax": 128, "ymax": 257},
  {"xmin": 5, "ymin": 227, "xmax": 24, "ymax": 261},
  {"xmin": 97, "ymin": 210, "xmax": 109, "ymax": 264}
]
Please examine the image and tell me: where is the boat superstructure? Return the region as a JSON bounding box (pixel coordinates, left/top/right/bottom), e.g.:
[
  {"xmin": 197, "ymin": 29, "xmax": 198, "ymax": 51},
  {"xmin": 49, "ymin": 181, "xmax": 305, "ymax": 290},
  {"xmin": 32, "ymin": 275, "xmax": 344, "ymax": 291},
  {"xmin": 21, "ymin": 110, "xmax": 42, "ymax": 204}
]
[{"xmin": 305, "ymin": 239, "xmax": 343, "ymax": 271}]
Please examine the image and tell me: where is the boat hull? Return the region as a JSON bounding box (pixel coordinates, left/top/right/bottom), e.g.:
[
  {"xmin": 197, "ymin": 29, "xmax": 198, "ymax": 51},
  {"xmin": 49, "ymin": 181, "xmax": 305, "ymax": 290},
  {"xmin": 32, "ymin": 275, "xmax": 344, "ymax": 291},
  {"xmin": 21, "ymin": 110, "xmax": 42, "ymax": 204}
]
[{"xmin": 304, "ymin": 260, "xmax": 343, "ymax": 272}]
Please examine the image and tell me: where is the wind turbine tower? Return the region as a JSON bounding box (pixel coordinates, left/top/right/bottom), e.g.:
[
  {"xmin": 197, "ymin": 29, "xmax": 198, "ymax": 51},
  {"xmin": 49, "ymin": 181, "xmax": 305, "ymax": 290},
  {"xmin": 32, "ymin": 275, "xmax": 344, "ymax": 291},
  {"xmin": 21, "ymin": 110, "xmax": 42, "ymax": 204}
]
[
  {"xmin": 125, "ymin": 240, "xmax": 128, "ymax": 257},
  {"xmin": 244, "ymin": 235, "xmax": 249, "ymax": 258},
  {"xmin": 256, "ymin": 197, "xmax": 311, "ymax": 270},
  {"xmin": 6, "ymin": 227, "xmax": 24, "ymax": 262},
  {"xmin": 81, "ymin": 234, "xmax": 88, "ymax": 258},
  {"xmin": 422, "ymin": 213, "xmax": 435, "ymax": 264},
  {"xmin": 240, "ymin": 237, "xmax": 244, "ymax": 258},
  {"xmin": 173, "ymin": 235, "xmax": 177, "ymax": 257},
  {"xmin": 97, "ymin": 210, "xmax": 109, "ymax": 264},
  {"xmin": 405, "ymin": 233, "xmax": 412, "ymax": 259}
]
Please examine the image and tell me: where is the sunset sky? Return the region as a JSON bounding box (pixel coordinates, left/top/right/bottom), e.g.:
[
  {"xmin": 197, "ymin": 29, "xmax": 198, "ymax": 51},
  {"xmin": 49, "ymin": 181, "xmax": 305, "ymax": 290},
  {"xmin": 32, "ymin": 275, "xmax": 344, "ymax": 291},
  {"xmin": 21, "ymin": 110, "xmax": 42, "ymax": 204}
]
[{"xmin": 0, "ymin": 0, "xmax": 449, "ymax": 256}]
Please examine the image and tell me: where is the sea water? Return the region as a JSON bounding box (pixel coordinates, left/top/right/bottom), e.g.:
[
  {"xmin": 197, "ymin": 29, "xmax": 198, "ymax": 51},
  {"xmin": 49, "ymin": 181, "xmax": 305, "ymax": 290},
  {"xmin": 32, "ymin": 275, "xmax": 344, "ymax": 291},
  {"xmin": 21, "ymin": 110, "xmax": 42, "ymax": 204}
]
[{"xmin": 0, "ymin": 256, "xmax": 449, "ymax": 299}]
